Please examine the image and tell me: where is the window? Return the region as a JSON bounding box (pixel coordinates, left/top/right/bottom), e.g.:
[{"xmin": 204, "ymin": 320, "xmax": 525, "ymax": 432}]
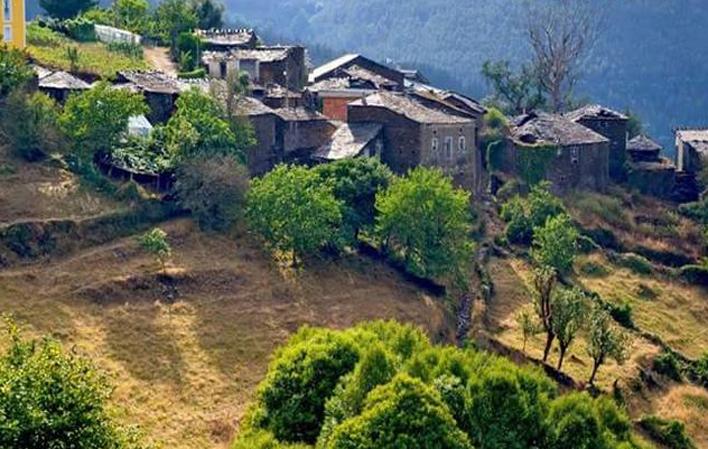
[
  {"xmin": 444, "ymin": 137, "xmax": 453, "ymax": 159},
  {"xmin": 431, "ymin": 137, "xmax": 439, "ymax": 153},
  {"xmin": 3, "ymin": 0, "xmax": 11, "ymax": 22},
  {"xmin": 570, "ymin": 147, "xmax": 579, "ymax": 164},
  {"xmin": 458, "ymin": 136, "xmax": 466, "ymax": 152},
  {"xmin": 3, "ymin": 26, "xmax": 11, "ymax": 42}
]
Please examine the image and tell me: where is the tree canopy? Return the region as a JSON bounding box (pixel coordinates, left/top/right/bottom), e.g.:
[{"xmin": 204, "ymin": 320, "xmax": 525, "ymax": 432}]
[{"xmin": 40, "ymin": 0, "xmax": 98, "ymax": 19}]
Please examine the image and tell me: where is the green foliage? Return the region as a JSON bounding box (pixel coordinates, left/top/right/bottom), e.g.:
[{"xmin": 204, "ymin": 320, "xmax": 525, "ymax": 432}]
[
  {"xmin": 579, "ymin": 260, "xmax": 609, "ymax": 277},
  {"xmin": 192, "ymin": 0, "xmax": 225, "ymax": 29},
  {"xmin": 375, "ymin": 167, "xmax": 474, "ymax": 284},
  {"xmin": 625, "ymin": 110, "xmax": 643, "ymax": 140},
  {"xmin": 177, "ymin": 67, "xmax": 207, "ymax": 79},
  {"xmin": 527, "ymin": 182, "xmax": 566, "ymax": 228},
  {"xmin": 587, "ymin": 306, "xmax": 629, "ymax": 385},
  {"xmin": 165, "ymin": 88, "xmax": 247, "ymax": 164},
  {"xmin": 546, "ymin": 393, "xmax": 610, "ymax": 449},
  {"xmin": 231, "ymin": 430, "xmax": 310, "ymax": 449},
  {"xmin": 678, "ymin": 199, "xmax": 708, "ymax": 225},
  {"xmin": 0, "ymin": 320, "xmax": 146, "ymax": 449},
  {"xmin": 652, "ymin": 351, "xmax": 682, "ymax": 381},
  {"xmin": 516, "ymin": 305, "xmax": 542, "ymax": 353},
  {"xmin": 638, "ymin": 416, "xmax": 697, "ymax": 449},
  {"xmin": 0, "ymin": 46, "xmax": 33, "ymax": 98},
  {"xmin": 254, "ymin": 327, "xmax": 359, "ymax": 444},
  {"xmin": 1, "ymin": 90, "xmax": 63, "ymax": 161},
  {"xmin": 608, "ymin": 302, "xmax": 635, "ymax": 330},
  {"xmin": 500, "ymin": 182, "xmax": 566, "ymax": 247},
  {"xmin": 481, "ymin": 60, "xmax": 545, "ymax": 115},
  {"xmin": 80, "ymin": 7, "xmax": 114, "ymax": 25},
  {"xmin": 40, "ymin": 0, "xmax": 98, "ymax": 19},
  {"xmin": 325, "ymin": 374, "xmax": 473, "ymax": 449},
  {"xmin": 153, "ymin": 0, "xmax": 198, "ymax": 57},
  {"xmin": 315, "ymin": 158, "xmax": 394, "ymax": 241},
  {"xmin": 138, "ymin": 227, "xmax": 171, "ymax": 271},
  {"xmin": 175, "ymin": 155, "xmax": 250, "ymax": 231},
  {"xmin": 107, "ymin": 41, "xmax": 143, "ymax": 59},
  {"xmin": 176, "ymin": 31, "xmax": 203, "ymax": 71},
  {"xmin": 61, "ymin": 16, "xmax": 98, "ymax": 42},
  {"xmin": 246, "ymin": 164, "xmax": 343, "ymax": 265},
  {"xmin": 551, "ymin": 288, "xmax": 587, "ymax": 370},
  {"xmin": 516, "ymin": 143, "xmax": 558, "ymax": 186},
  {"xmin": 60, "ymin": 81, "xmax": 148, "ymax": 161},
  {"xmin": 113, "ymin": 0, "xmax": 150, "ymax": 33},
  {"xmin": 532, "ymin": 213, "xmax": 579, "ymax": 274},
  {"xmin": 616, "ymin": 253, "xmax": 653, "ymax": 276},
  {"xmin": 110, "ymin": 134, "xmax": 174, "ymax": 174},
  {"xmin": 500, "ymin": 196, "xmax": 532, "ymax": 244},
  {"xmin": 695, "ymin": 353, "xmax": 708, "ymax": 386}
]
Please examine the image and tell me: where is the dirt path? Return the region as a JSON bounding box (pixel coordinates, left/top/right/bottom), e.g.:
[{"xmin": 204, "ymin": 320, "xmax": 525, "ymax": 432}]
[{"xmin": 144, "ymin": 46, "xmax": 178, "ymax": 75}]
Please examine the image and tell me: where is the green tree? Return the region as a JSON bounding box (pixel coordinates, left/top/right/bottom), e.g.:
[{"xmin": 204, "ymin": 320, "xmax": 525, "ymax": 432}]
[
  {"xmin": 546, "ymin": 393, "xmax": 607, "ymax": 449},
  {"xmin": 325, "ymin": 374, "xmax": 472, "ymax": 449},
  {"xmin": 315, "ymin": 158, "xmax": 394, "ymax": 241},
  {"xmin": 246, "ymin": 165, "xmax": 343, "ymax": 266},
  {"xmin": 40, "ymin": 0, "xmax": 98, "ymax": 19},
  {"xmin": 0, "ymin": 320, "xmax": 145, "ymax": 449},
  {"xmin": 625, "ymin": 109, "xmax": 643, "ymax": 140},
  {"xmin": 154, "ymin": 0, "xmax": 198, "ymax": 58},
  {"xmin": 551, "ymin": 288, "xmax": 587, "ymax": 370},
  {"xmin": 254, "ymin": 328, "xmax": 359, "ymax": 444},
  {"xmin": 175, "ymin": 155, "xmax": 249, "ymax": 231},
  {"xmin": 587, "ymin": 306, "xmax": 629, "ymax": 385},
  {"xmin": 532, "ymin": 213, "xmax": 579, "ymax": 274},
  {"xmin": 376, "ymin": 167, "xmax": 473, "ymax": 284},
  {"xmin": 500, "ymin": 195, "xmax": 533, "ymax": 245},
  {"xmin": 1, "ymin": 91, "xmax": 63, "ymax": 161},
  {"xmin": 59, "ymin": 81, "xmax": 147, "ymax": 163},
  {"xmin": 527, "ymin": 181, "xmax": 566, "ymax": 228},
  {"xmin": 164, "ymin": 88, "xmax": 247, "ymax": 164},
  {"xmin": 192, "ymin": 0, "xmax": 225, "ymax": 29},
  {"xmin": 138, "ymin": 228, "xmax": 171, "ymax": 273},
  {"xmin": 516, "ymin": 305, "xmax": 542, "ymax": 354},
  {"xmin": 113, "ymin": 0, "xmax": 150, "ymax": 32},
  {"xmin": 0, "ymin": 46, "xmax": 33, "ymax": 98},
  {"xmin": 532, "ymin": 265, "xmax": 558, "ymax": 362},
  {"xmin": 481, "ymin": 60, "xmax": 545, "ymax": 115}
]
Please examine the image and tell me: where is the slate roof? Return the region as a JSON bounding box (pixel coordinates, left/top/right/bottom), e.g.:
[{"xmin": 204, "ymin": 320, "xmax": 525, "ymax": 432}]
[
  {"xmin": 677, "ymin": 129, "xmax": 708, "ymax": 154},
  {"xmin": 566, "ymin": 104, "xmax": 628, "ymax": 122},
  {"xmin": 32, "ymin": 65, "xmax": 53, "ymax": 80},
  {"xmin": 406, "ymin": 80, "xmax": 486, "ymax": 116},
  {"xmin": 309, "ymin": 54, "xmax": 360, "ymax": 83},
  {"xmin": 512, "ymin": 112, "xmax": 609, "ymax": 146},
  {"xmin": 627, "ymin": 135, "xmax": 663, "ymax": 153},
  {"xmin": 38, "ymin": 71, "xmax": 91, "ymax": 90},
  {"xmin": 196, "ymin": 28, "xmax": 256, "ymax": 47},
  {"xmin": 118, "ymin": 71, "xmax": 181, "ymax": 94},
  {"xmin": 343, "ymin": 65, "xmax": 398, "ymax": 89},
  {"xmin": 203, "ymin": 47, "xmax": 291, "ymax": 63},
  {"xmin": 307, "ymin": 78, "xmax": 353, "ymax": 92},
  {"xmin": 314, "ymin": 123, "xmax": 383, "ymax": 161},
  {"xmin": 349, "ymin": 91, "xmax": 473, "ymax": 125},
  {"xmin": 273, "ymin": 107, "xmax": 329, "ymax": 122},
  {"xmin": 231, "ymin": 96, "xmax": 277, "ymax": 117},
  {"xmin": 629, "ymin": 157, "xmax": 676, "ymax": 172}
]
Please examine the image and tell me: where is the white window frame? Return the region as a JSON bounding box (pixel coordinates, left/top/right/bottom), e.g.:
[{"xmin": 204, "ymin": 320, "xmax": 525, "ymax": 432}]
[
  {"xmin": 444, "ymin": 136, "xmax": 453, "ymax": 159},
  {"xmin": 3, "ymin": 25, "xmax": 11, "ymax": 43},
  {"xmin": 458, "ymin": 136, "xmax": 466, "ymax": 152},
  {"xmin": 3, "ymin": 0, "xmax": 11, "ymax": 23},
  {"xmin": 431, "ymin": 137, "xmax": 439, "ymax": 153},
  {"xmin": 570, "ymin": 147, "xmax": 579, "ymax": 164}
]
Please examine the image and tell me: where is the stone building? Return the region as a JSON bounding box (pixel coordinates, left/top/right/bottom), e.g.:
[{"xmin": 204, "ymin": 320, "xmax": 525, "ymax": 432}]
[
  {"xmin": 195, "ymin": 28, "xmax": 258, "ymax": 51},
  {"xmin": 115, "ymin": 71, "xmax": 182, "ymax": 124},
  {"xmin": 312, "ymin": 123, "xmax": 383, "ymax": 162},
  {"xmin": 348, "ymin": 91, "xmax": 482, "ymax": 192},
  {"xmin": 566, "ymin": 105, "xmax": 628, "ymax": 182},
  {"xmin": 228, "ymin": 96, "xmax": 283, "ymax": 175},
  {"xmin": 37, "ymin": 71, "xmax": 91, "ymax": 103},
  {"xmin": 626, "ymin": 135, "xmax": 676, "ymax": 199},
  {"xmin": 309, "ymin": 54, "xmax": 404, "ymax": 88},
  {"xmin": 510, "ymin": 112, "xmax": 610, "ymax": 193},
  {"xmin": 307, "ymin": 77, "xmax": 377, "ymax": 121},
  {"xmin": 252, "ymin": 84, "xmax": 305, "ymax": 109},
  {"xmin": 272, "ymin": 107, "xmax": 337, "ymax": 162},
  {"xmin": 202, "ymin": 46, "xmax": 307, "ymax": 91},
  {"xmin": 675, "ymin": 129, "xmax": 708, "ymax": 174}
]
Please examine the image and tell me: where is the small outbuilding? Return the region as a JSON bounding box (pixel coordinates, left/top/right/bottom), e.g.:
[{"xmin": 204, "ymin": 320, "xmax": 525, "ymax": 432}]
[
  {"xmin": 313, "ymin": 123, "xmax": 383, "ymax": 162},
  {"xmin": 38, "ymin": 71, "xmax": 91, "ymax": 103}
]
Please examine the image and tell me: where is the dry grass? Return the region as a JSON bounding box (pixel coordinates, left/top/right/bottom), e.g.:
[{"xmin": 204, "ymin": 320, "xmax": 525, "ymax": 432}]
[
  {"xmin": 0, "ymin": 219, "xmax": 452, "ymax": 449},
  {"xmin": 0, "ymin": 146, "xmax": 123, "ymax": 224}
]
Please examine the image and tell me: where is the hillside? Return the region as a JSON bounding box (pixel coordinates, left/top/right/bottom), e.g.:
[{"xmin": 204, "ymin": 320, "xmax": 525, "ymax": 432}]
[{"xmin": 226, "ymin": 0, "xmax": 708, "ymax": 152}]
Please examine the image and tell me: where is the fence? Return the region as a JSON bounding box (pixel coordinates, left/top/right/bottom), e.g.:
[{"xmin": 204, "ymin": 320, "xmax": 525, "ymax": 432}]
[{"xmin": 94, "ymin": 24, "xmax": 142, "ymax": 45}]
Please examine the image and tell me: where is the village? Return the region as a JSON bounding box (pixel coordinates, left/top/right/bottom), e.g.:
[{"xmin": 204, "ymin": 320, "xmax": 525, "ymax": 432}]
[
  {"xmin": 2, "ymin": 2, "xmax": 708, "ymax": 449},
  {"xmin": 15, "ymin": 23, "xmax": 705, "ymax": 202}
]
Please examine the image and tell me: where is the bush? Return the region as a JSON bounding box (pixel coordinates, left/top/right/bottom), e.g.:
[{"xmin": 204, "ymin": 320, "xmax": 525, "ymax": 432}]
[
  {"xmin": 616, "ymin": 253, "xmax": 653, "ymax": 276},
  {"xmin": 578, "ymin": 260, "xmax": 609, "ymax": 277},
  {"xmin": 694, "ymin": 353, "xmax": 708, "ymax": 386},
  {"xmin": 500, "ymin": 196, "xmax": 533, "ymax": 245},
  {"xmin": 246, "ymin": 165, "xmax": 342, "ymax": 265},
  {"xmin": 653, "ymin": 351, "xmax": 682, "ymax": 381},
  {"xmin": 0, "ymin": 46, "xmax": 33, "ymax": 98},
  {"xmin": 62, "ymin": 16, "xmax": 97, "ymax": 42},
  {"xmin": 375, "ymin": 167, "xmax": 474, "ymax": 284},
  {"xmin": 138, "ymin": 227, "xmax": 171, "ymax": 273},
  {"xmin": 107, "ymin": 41, "xmax": 143, "ymax": 58},
  {"xmin": 638, "ymin": 416, "xmax": 696, "ymax": 449},
  {"xmin": 532, "ymin": 213, "xmax": 579, "ymax": 273},
  {"xmin": 577, "ymin": 235, "xmax": 601, "ymax": 254},
  {"xmin": 177, "ymin": 68, "xmax": 206, "ymax": 79},
  {"xmin": 1, "ymin": 90, "xmax": 63, "ymax": 161},
  {"xmin": 609, "ymin": 302, "xmax": 635, "ymax": 329},
  {"xmin": 175, "ymin": 155, "xmax": 249, "ymax": 231}
]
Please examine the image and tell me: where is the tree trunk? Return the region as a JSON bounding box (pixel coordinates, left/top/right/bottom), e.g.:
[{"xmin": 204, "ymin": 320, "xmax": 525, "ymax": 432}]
[
  {"xmin": 557, "ymin": 346, "xmax": 566, "ymax": 370},
  {"xmin": 542, "ymin": 332, "xmax": 555, "ymax": 362},
  {"xmin": 522, "ymin": 337, "xmax": 527, "ymax": 354},
  {"xmin": 588, "ymin": 361, "xmax": 600, "ymax": 385}
]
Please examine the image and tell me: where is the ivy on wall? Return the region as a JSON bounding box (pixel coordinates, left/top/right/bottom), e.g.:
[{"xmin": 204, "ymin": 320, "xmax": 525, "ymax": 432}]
[{"xmin": 515, "ymin": 143, "xmax": 558, "ymax": 185}]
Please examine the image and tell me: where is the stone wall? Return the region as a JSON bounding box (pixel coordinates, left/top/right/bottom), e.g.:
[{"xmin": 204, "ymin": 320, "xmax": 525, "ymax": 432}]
[
  {"xmin": 419, "ymin": 123, "xmax": 480, "ymax": 193},
  {"xmin": 627, "ymin": 163, "xmax": 676, "ymax": 200},
  {"xmin": 322, "ymin": 96, "xmax": 357, "ymax": 121},
  {"xmin": 246, "ymin": 114, "xmax": 280, "ymax": 175},
  {"xmin": 576, "ymin": 117, "xmax": 627, "ymax": 182}
]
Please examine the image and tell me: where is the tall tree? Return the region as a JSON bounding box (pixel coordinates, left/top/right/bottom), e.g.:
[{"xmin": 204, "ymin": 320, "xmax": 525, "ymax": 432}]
[
  {"xmin": 586, "ymin": 306, "xmax": 628, "ymax": 385},
  {"xmin": 532, "ymin": 265, "xmax": 557, "ymax": 363},
  {"xmin": 192, "ymin": 0, "xmax": 224, "ymax": 29},
  {"xmin": 526, "ymin": 0, "xmax": 603, "ymax": 112},
  {"xmin": 551, "ymin": 288, "xmax": 587, "ymax": 370},
  {"xmin": 481, "ymin": 60, "xmax": 545, "ymax": 115},
  {"xmin": 39, "ymin": 0, "xmax": 97, "ymax": 19},
  {"xmin": 154, "ymin": 0, "xmax": 198, "ymax": 59},
  {"xmin": 113, "ymin": 0, "xmax": 150, "ymax": 33}
]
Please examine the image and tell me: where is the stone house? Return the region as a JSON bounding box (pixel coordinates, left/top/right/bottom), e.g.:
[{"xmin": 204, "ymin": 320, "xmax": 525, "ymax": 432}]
[
  {"xmin": 252, "ymin": 84, "xmax": 305, "ymax": 109},
  {"xmin": 626, "ymin": 135, "xmax": 676, "ymax": 199},
  {"xmin": 675, "ymin": 129, "xmax": 708, "ymax": 174},
  {"xmin": 37, "ymin": 70, "xmax": 91, "ymax": 103},
  {"xmin": 510, "ymin": 112, "xmax": 610, "ymax": 193},
  {"xmin": 195, "ymin": 28, "xmax": 258, "ymax": 51},
  {"xmin": 115, "ymin": 71, "xmax": 182, "ymax": 124},
  {"xmin": 202, "ymin": 46, "xmax": 307, "ymax": 91},
  {"xmin": 307, "ymin": 77, "xmax": 377, "ymax": 121},
  {"xmin": 309, "ymin": 54, "xmax": 404, "ymax": 88},
  {"xmin": 348, "ymin": 91, "xmax": 482, "ymax": 192},
  {"xmin": 566, "ymin": 105, "xmax": 628, "ymax": 182},
  {"xmin": 228, "ymin": 96, "xmax": 283, "ymax": 175},
  {"xmin": 272, "ymin": 107, "xmax": 337, "ymax": 162},
  {"xmin": 312, "ymin": 123, "xmax": 383, "ymax": 162}
]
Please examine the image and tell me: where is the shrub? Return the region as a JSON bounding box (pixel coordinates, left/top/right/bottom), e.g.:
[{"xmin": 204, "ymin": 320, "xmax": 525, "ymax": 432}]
[
  {"xmin": 609, "ymin": 302, "xmax": 635, "ymax": 329},
  {"xmin": 616, "ymin": 253, "xmax": 653, "ymax": 276},
  {"xmin": 532, "ymin": 213, "xmax": 579, "ymax": 274},
  {"xmin": 527, "ymin": 181, "xmax": 566, "ymax": 228},
  {"xmin": 1, "ymin": 90, "xmax": 63, "ymax": 161},
  {"xmin": 501, "ymin": 196, "xmax": 533, "ymax": 245},
  {"xmin": 579, "ymin": 260, "xmax": 609, "ymax": 277},
  {"xmin": 546, "ymin": 393, "xmax": 605, "ymax": 449},
  {"xmin": 638, "ymin": 416, "xmax": 696, "ymax": 449},
  {"xmin": 653, "ymin": 351, "xmax": 682, "ymax": 381},
  {"xmin": 38, "ymin": 0, "xmax": 98, "ymax": 20},
  {"xmin": 0, "ymin": 45, "xmax": 33, "ymax": 98},
  {"xmin": 375, "ymin": 167, "xmax": 474, "ymax": 284},
  {"xmin": 62, "ymin": 16, "xmax": 97, "ymax": 41},
  {"xmin": 107, "ymin": 41, "xmax": 143, "ymax": 58},
  {"xmin": 577, "ymin": 235, "xmax": 601, "ymax": 254},
  {"xmin": 694, "ymin": 352, "xmax": 708, "ymax": 386},
  {"xmin": 138, "ymin": 227, "xmax": 171, "ymax": 273},
  {"xmin": 678, "ymin": 264, "xmax": 708, "ymax": 286},
  {"xmin": 246, "ymin": 165, "xmax": 342, "ymax": 265}
]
